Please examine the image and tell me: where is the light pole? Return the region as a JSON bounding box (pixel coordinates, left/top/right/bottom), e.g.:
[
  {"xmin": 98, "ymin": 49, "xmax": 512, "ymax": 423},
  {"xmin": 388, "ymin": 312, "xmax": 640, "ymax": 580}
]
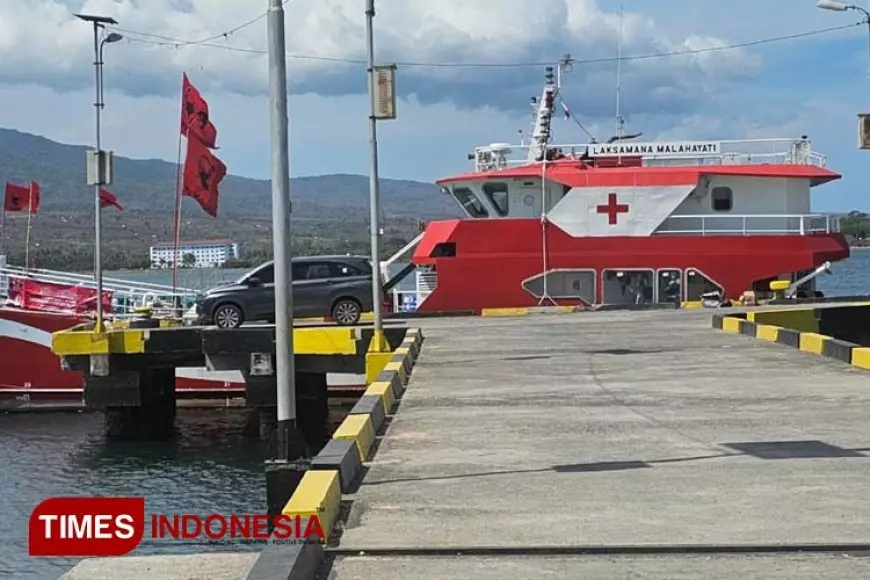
[
  {"xmin": 365, "ymin": 0, "xmax": 385, "ymax": 352},
  {"xmin": 817, "ymin": 0, "xmax": 870, "ymax": 70},
  {"xmin": 365, "ymin": 0, "xmax": 397, "ymax": 353},
  {"xmin": 266, "ymin": 0, "xmax": 305, "ymax": 461},
  {"xmin": 75, "ymin": 13, "xmax": 122, "ymax": 332}
]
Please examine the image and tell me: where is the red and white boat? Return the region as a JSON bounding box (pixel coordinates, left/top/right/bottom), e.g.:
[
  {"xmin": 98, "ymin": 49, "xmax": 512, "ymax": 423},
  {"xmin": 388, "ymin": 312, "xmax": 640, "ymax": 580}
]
[
  {"xmin": 396, "ymin": 66, "xmax": 849, "ymax": 312},
  {"xmin": 0, "ymin": 262, "xmax": 364, "ymax": 408}
]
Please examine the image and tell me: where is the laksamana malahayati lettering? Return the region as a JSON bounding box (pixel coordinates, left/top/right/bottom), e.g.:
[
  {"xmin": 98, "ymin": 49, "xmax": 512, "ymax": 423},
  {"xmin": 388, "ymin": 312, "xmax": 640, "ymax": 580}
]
[{"xmin": 590, "ymin": 142, "xmax": 721, "ymax": 156}]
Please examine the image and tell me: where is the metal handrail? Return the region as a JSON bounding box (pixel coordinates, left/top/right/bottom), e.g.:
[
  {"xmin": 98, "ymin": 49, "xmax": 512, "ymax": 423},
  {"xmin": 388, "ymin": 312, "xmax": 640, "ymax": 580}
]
[
  {"xmin": 0, "ymin": 263, "xmax": 200, "ymax": 318},
  {"xmin": 471, "ymin": 138, "xmax": 826, "ymax": 172},
  {"xmin": 0, "ymin": 264, "xmax": 198, "ymax": 294},
  {"xmin": 657, "ymin": 214, "xmax": 839, "ymax": 236}
]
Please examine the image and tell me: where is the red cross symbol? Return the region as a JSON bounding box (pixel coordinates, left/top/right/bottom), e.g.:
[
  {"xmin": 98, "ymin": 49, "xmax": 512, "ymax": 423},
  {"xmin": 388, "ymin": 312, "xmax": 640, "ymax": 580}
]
[{"xmin": 596, "ymin": 192, "xmax": 629, "ymax": 225}]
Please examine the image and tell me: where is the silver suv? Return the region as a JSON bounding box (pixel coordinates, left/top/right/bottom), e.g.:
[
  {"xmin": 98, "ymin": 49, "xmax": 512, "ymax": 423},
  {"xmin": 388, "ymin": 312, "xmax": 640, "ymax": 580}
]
[{"xmin": 195, "ymin": 255, "xmax": 378, "ymax": 328}]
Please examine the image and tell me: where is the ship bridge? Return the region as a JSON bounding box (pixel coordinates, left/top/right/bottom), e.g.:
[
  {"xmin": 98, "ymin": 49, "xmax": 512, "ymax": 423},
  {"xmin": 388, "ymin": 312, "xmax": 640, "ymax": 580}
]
[{"xmin": 437, "ymin": 137, "xmax": 841, "ymax": 239}]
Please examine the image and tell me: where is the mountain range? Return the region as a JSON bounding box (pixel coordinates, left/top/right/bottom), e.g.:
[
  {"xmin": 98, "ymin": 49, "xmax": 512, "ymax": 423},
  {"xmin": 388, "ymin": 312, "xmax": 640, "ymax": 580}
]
[{"xmin": 0, "ymin": 128, "xmax": 460, "ymax": 219}]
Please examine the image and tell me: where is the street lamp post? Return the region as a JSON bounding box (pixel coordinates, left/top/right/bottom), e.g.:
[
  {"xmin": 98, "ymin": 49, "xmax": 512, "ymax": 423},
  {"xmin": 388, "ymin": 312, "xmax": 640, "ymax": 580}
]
[
  {"xmin": 365, "ymin": 0, "xmax": 397, "ymax": 353},
  {"xmin": 817, "ymin": 0, "xmax": 870, "ymax": 70},
  {"xmin": 74, "ymin": 13, "xmax": 122, "ymax": 332}
]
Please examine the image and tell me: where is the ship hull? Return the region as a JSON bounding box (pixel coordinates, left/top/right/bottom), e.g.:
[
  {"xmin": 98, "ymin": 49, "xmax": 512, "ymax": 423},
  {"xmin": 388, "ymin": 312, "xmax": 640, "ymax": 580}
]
[
  {"xmin": 0, "ymin": 307, "xmax": 364, "ymax": 407},
  {"xmin": 412, "ymin": 219, "xmax": 850, "ymax": 312}
]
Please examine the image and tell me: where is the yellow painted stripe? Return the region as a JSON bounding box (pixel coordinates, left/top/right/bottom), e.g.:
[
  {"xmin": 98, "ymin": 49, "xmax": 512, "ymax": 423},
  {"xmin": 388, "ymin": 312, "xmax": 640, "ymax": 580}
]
[
  {"xmin": 51, "ymin": 328, "xmax": 148, "ymax": 356},
  {"xmin": 755, "ymin": 324, "xmax": 780, "ymax": 342},
  {"xmin": 282, "ymin": 470, "xmax": 340, "ymax": 542},
  {"xmin": 721, "ymin": 317, "xmax": 742, "ymax": 334},
  {"xmin": 52, "ymin": 325, "xmax": 356, "ymax": 356},
  {"xmin": 481, "ymin": 307, "xmax": 529, "ymax": 317},
  {"xmin": 746, "ymin": 312, "xmax": 756, "ymax": 322},
  {"xmin": 365, "ymin": 351, "xmax": 392, "ymax": 384},
  {"xmin": 394, "ymin": 347, "xmax": 413, "ymax": 372},
  {"xmin": 851, "ymin": 348, "xmax": 870, "ymax": 370},
  {"xmin": 384, "ymin": 360, "xmax": 407, "ymax": 384},
  {"xmin": 799, "ymin": 332, "xmax": 829, "ymax": 355},
  {"xmin": 364, "ymin": 381, "xmax": 395, "ymax": 411},
  {"xmin": 293, "ymin": 327, "xmax": 358, "ymax": 354},
  {"xmin": 681, "ymin": 301, "xmax": 703, "ymax": 310},
  {"xmin": 332, "ymin": 414, "xmax": 376, "ymax": 461}
]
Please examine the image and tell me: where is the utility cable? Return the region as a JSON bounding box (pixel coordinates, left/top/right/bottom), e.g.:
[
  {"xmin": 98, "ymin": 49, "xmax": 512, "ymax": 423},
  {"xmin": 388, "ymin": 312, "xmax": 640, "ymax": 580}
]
[
  {"xmin": 113, "ymin": 21, "xmax": 864, "ymax": 68},
  {"xmin": 110, "ymin": 0, "xmax": 289, "ymax": 47}
]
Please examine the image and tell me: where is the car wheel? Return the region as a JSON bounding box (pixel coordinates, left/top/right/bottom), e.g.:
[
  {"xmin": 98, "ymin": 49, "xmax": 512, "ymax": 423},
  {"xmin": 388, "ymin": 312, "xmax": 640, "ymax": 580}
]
[
  {"xmin": 332, "ymin": 299, "xmax": 361, "ymax": 326},
  {"xmin": 214, "ymin": 303, "xmax": 244, "ymax": 328}
]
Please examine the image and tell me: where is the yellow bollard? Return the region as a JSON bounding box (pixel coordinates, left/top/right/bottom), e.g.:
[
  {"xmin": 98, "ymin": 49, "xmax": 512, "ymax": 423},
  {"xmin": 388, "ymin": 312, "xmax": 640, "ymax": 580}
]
[{"xmin": 770, "ymin": 280, "xmax": 790, "ymax": 300}]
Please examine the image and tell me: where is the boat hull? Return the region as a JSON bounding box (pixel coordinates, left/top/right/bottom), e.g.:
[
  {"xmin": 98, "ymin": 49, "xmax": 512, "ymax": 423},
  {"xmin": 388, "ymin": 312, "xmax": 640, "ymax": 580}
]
[{"xmin": 412, "ymin": 218, "xmax": 850, "ymax": 312}]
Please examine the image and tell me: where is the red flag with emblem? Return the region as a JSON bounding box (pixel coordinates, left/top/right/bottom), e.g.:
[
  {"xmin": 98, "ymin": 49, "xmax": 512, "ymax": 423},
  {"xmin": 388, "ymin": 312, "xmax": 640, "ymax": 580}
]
[
  {"xmin": 180, "ymin": 73, "xmax": 218, "ymax": 149},
  {"xmin": 4, "ymin": 181, "xmax": 38, "ymax": 213},
  {"xmin": 99, "ymin": 189, "xmax": 123, "ymax": 211},
  {"xmin": 181, "ymin": 136, "xmax": 226, "ymax": 218}
]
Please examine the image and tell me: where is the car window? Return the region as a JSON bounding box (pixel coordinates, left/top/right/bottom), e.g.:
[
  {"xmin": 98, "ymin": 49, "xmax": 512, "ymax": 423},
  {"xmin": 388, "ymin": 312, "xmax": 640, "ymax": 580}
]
[
  {"xmin": 252, "ymin": 264, "xmax": 274, "ymax": 284},
  {"xmin": 291, "ymin": 260, "xmax": 371, "ymax": 280},
  {"xmin": 291, "ymin": 263, "xmax": 307, "ymax": 280},
  {"xmin": 304, "ymin": 263, "xmax": 333, "ymax": 279},
  {"xmin": 334, "ymin": 262, "xmax": 367, "ymax": 277}
]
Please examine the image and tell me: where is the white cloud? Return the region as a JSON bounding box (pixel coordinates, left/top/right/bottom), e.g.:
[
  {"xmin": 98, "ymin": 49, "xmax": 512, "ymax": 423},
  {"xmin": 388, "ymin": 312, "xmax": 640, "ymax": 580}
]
[
  {"xmin": 0, "ymin": 0, "xmax": 759, "ymax": 116},
  {"xmin": 0, "ymin": 82, "xmax": 529, "ymax": 183}
]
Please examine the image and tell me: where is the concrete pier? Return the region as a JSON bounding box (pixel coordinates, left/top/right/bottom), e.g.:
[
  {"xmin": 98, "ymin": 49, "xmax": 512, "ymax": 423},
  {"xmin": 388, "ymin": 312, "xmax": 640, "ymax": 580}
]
[
  {"xmin": 57, "ymin": 308, "xmax": 870, "ymax": 578},
  {"xmin": 329, "ymin": 309, "xmax": 870, "ymax": 578}
]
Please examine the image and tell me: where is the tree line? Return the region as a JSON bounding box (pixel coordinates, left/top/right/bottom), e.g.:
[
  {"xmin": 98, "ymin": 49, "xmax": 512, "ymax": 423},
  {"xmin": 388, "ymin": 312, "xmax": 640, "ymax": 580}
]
[{"xmin": 2, "ymin": 236, "xmax": 416, "ymax": 272}]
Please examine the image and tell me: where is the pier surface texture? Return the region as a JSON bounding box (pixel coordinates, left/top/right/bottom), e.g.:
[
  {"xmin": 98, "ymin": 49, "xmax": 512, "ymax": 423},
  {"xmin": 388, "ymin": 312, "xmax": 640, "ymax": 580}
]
[
  {"xmin": 330, "ymin": 309, "xmax": 870, "ymax": 579},
  {"xmin": 59, "ymin": 308, "xmax": 870, "ymax": 578}
]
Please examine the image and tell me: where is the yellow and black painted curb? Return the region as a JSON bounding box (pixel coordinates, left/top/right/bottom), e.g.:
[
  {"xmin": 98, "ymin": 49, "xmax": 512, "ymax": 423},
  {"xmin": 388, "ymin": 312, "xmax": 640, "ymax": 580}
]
[
  {"xmin": 712, "ymin": 311, "xmax": 870, "ymax": 370},
  {"xmin": 277, "ymin": 327, "xmax": 424, "ymax": 541}
]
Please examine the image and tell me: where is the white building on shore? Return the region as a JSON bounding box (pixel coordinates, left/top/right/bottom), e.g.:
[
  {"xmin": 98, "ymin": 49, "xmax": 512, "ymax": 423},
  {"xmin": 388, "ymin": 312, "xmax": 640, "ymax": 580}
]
[{"xmin": 149, "ymin": 240, "xmax": 241, "ymax": 269}]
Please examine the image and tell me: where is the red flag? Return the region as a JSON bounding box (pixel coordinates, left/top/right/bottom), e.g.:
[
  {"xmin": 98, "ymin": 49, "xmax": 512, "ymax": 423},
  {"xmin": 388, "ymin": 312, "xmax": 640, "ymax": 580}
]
[
  {"xmin": 99, "ymin": 189, "xmax": 123, "ymax": 211},
  {"xmin": 182, "ymin": 136, "xmax": 226, "ymax": 218},
  {"xmin": 29, "ymin": 181, "xmax": 40, "ymax": 214},
  {"xmin": 4, "ymin": 181, "xmax": 38, "ymax": 213},
  {"xmin": 180, "ymin": 73, "xmax": 218, "ymax": 149}
]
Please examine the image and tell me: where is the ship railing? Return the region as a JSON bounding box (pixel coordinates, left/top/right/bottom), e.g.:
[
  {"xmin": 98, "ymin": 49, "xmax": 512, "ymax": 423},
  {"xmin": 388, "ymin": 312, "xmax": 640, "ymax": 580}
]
[
  {"xmin": 471, "ymin": 138, "xmax": 827, "ymax": 172},
  {"xmin": 0, "ymin": 264, "xmax": 200, "ymax": 318},
  {"xmin": 655, "ymin": 214, "xmax": 841, "ymax": 236}
]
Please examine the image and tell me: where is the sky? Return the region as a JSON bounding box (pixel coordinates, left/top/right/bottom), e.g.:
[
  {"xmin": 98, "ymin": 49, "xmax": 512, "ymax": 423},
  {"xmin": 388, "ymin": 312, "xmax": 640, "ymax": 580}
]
[{"xmin": 0, "ymin": 0, "xmax": 869, "ymax": 211}]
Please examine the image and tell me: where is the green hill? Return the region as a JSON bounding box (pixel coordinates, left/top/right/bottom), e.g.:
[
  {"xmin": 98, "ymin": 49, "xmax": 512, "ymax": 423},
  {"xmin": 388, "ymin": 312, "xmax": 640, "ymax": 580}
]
[
  {"xmin": 0, "ymin": 128, "xmax": 461, "ymax": 270},
  {"xmin": 0, "ymin": 128, "xmax": 458, "ymax": 218}
]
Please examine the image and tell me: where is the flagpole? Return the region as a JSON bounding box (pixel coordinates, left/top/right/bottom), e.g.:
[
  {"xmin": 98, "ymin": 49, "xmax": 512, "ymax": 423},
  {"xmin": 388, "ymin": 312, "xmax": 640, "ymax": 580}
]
[
  {"xmin": 0, "ymin": 207, "xmax": 6, "ymax": 257},
  {"xmin": 24, "ymin": 182, "xmax": 33, "ymax": 271},
  {"xmin": 171, "ymin": 72, "xmax": 186, "ymax": 316}
]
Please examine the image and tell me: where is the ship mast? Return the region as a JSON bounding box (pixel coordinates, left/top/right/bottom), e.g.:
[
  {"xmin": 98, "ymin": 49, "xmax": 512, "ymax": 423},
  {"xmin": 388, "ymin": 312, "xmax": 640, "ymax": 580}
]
[
  {"xmin": 527, "ymin": 66, "xmax": 558, "ymax": 163},
  {"xmin": 615, "ymin": 3, "xmax": 625, "ymax": 145}
]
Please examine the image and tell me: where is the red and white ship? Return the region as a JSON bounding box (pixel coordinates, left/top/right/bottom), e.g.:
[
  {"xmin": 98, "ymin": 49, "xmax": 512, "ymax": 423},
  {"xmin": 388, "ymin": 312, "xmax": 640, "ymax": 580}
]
[{"xmin": 397, "ymin": 66, "xmax": 848, "ymax": 312}]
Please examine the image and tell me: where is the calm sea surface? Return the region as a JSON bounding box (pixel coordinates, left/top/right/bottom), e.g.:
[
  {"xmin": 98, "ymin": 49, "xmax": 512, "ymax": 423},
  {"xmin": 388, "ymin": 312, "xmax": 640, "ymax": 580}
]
[{"xmin": 3, "ymin": 250, "xmax": 870, "ymax": 579}]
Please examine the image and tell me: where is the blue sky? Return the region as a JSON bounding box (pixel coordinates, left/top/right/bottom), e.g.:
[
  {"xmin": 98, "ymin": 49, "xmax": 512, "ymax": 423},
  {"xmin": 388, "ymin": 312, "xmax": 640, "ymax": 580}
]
[{"xmin": 0, "ymin": 0, "xmax": 868, "ymax": 211}]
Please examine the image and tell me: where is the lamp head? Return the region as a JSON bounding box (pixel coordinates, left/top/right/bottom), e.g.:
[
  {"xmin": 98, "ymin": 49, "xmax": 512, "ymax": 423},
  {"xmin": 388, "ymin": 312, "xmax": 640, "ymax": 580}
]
[
  {"xmin": 104, "ymin": 32, "xmax": 123, "ymax": 43},
  {"xmin": 817, "ymin": 0, "xmax": 849, "ymax": 11}
]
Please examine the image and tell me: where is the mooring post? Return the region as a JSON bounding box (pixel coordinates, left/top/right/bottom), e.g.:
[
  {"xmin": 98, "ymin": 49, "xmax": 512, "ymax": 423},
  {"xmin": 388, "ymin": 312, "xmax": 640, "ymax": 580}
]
[{"xmin": 264, "ymin": 0, "xmax": 308, "ymax": 524}]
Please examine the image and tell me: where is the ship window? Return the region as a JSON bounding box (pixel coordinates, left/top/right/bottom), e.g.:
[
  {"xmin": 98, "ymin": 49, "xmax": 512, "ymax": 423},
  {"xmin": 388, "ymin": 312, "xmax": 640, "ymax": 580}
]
[
  {"xmin": 482, "ymin": 182, "xmax": 509, "ymax": 216},
  {"xmin": 452, "ymin": 187, "xmax": 488, "ymax": 218},
  {"xmin": 602, "ymin": 269, "xmax": 654, "ymax": 305},
  {"xmin": 522, "ymin": 270, "xmax": 595, "ymax": 303},
  {"xmin": 711, "ymin": 187, "xmax": 733, "ymax": 212},
  {"xmin": 685, "ymin": 269, "xmax": 725, "ymax": 301}
]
